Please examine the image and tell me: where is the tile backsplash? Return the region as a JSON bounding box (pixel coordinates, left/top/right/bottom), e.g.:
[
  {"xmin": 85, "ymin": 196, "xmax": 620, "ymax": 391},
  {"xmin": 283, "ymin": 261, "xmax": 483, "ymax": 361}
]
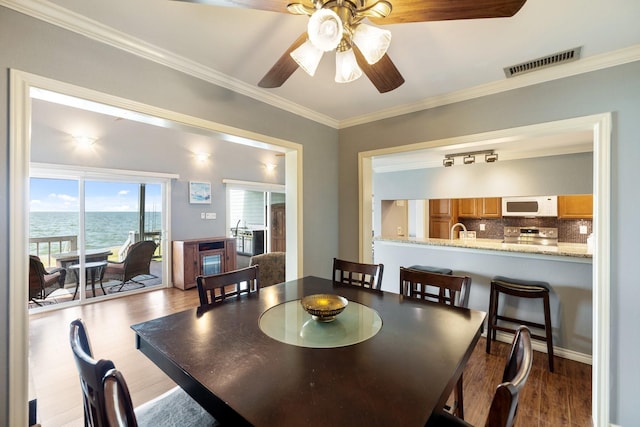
[{"xmin": 461, "ymin": 218, "xmax": 592, "ymax": 244}]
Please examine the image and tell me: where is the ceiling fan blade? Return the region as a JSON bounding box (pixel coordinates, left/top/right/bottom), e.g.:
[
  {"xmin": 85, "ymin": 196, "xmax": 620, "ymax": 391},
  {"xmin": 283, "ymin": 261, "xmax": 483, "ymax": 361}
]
[
  {"xmin": 353, "ymin": 45, "xmax": 405, "ymax": 93},
  {"xmin": 258, "ymin": 33, "xmax": 307, "ymax": 89},
  {"xmin": 370, "ymin": 0, "xmax": 527, "ymax": 24},
  {"xmin": 170, "ymin": 0, "xmax": 291, "ymax": 14}
]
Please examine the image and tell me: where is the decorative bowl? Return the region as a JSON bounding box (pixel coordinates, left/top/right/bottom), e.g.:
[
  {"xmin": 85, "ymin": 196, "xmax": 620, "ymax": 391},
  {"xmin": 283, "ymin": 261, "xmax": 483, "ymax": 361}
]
[{"xmin": 300, "ymin": 294, "xmax": 348, "ymax": 322}]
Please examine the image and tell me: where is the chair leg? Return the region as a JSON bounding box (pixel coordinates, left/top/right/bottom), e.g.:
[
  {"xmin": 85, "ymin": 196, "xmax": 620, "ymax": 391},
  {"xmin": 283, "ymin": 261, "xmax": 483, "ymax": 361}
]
[
  {"xmin": 454, "ymin": 373, "xmax": 464, "ymax": 419},
  {"xmin": 543, "ymin": 292, "xmax": 555, "ymax": 372},
  {"xmin": 486, "ymin": 285, "xmax": 496, "ymax": 354}
]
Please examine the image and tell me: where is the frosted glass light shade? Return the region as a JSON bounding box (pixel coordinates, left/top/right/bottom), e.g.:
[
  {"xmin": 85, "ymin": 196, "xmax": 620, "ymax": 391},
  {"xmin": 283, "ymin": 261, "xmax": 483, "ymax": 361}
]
[
  {"xmin": 335, "ymin": 48, "xmax": 362, "ymax": 83},
  {"xmin": 291, "ymin": 40, "xmax": 324, "ymax": 76},
  {"xmin": 308, "ymin": 9, "xmax": 343, "ymax": 52},
  {"xmin": 352, "ymin": 23, "xmax": 391, "ymax": 64}
]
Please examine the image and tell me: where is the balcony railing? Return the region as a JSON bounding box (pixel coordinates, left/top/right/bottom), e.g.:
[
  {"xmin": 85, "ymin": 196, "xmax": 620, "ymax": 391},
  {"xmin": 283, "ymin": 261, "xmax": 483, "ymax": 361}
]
[{"xmin": 29, "ymin": 235, "xmax": 78, "ymax": 267}]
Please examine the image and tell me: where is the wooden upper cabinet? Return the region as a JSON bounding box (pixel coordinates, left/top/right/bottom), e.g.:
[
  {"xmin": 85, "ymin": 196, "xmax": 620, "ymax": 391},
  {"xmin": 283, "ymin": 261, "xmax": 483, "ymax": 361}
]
[
  {"xmin": 481, "ymin": 197, "xmax": 502, "ymax": 218},
  {"xmin": 430, "ymin": 198, "xmax": 455, "ymax": 217},
  {"xmin": 429, "ymin": 199, "xmax": 457, "ymax": 239},
  {"xmin": 458, "ymin": 198, "xmax": 502, "ymax": 218},
  {"xmin": 558, "ymin": 194, "xmax": 593, "ymax": 219},
  {"xmin": 458, "ymin": 198, "xmax": 478, "ymax": 217}
]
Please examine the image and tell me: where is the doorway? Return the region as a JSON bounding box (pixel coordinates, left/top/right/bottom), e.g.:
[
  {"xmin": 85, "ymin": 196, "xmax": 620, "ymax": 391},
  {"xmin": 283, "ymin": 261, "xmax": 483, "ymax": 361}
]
[
  {"xmin": 358, "ymin": 113, "xmax": 612, "ymax": 425},
  {"xmin": 8, "ymin": 69, "xmax": 303, "ymax": 426}
]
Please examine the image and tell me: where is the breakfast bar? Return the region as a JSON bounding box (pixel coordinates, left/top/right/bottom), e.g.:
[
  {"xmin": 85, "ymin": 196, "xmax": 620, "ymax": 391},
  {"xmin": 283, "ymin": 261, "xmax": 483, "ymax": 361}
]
[{"xmin": 374, "ymin": 237, "xmax": 593, "ymax": 357}]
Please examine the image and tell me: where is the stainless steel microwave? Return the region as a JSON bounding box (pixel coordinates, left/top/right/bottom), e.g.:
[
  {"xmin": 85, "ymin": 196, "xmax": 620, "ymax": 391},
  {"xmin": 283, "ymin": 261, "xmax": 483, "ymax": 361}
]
[{"xmin": 501, "ymin": 195, "xmax": 558, "ymax": 217}]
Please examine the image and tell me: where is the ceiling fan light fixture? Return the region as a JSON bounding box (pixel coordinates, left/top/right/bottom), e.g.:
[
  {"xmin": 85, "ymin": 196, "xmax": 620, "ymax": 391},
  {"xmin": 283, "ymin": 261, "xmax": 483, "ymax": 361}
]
[
  {"xmin": 308, "ymin": 9, "xmax": 343, "ymax": 52},
  {"xmin": 290, "ymin": 40, "xmax": 324, "ymax": 76},
  {"xmin": 335, "ymin": 47, "xmax": 362, "ymax": 83},
  {"xmin": 352, "ymin": 23, "xmax": 391, "ymax": 64}
]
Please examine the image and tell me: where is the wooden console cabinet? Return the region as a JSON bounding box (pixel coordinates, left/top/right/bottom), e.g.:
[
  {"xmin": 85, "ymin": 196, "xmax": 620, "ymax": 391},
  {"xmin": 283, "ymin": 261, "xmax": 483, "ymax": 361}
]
[{"xmin": 172, "ymin": 237, "xmax": 237, "ymax": 290}]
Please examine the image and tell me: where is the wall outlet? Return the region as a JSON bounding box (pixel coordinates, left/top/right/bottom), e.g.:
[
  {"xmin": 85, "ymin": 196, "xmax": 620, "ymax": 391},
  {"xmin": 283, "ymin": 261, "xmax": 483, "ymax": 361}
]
[
  {"xmin": 579, "ymin": 225, "xmax": 588, "ymax": 234},
  {"xmin": 396, "ymin": 226, "xmax": 403, "ymax": 236},
  {"xmin": 479, "ymin": 223, "xmax": 486, "ymax": 231}
]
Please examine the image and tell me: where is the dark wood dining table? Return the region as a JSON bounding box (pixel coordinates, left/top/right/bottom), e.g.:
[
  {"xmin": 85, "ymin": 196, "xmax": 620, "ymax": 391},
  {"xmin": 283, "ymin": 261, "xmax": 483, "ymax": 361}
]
[{"xmin": 131, "ymin": 276, "xmax": 486, "ymax": 427}]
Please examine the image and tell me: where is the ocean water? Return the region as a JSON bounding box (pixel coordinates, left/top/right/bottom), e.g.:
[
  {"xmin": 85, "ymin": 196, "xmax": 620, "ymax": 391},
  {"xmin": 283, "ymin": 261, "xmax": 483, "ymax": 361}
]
[{"xmin": 29, "ymin": 211, "xmax": 161, "ymax": 253}]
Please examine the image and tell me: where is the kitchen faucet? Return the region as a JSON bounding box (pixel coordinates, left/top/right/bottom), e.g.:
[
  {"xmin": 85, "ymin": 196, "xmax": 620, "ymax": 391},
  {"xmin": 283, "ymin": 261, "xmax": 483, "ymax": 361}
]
[{"xmin": 450, "ymin": 222, "xmax": 468, "ymax": 240}]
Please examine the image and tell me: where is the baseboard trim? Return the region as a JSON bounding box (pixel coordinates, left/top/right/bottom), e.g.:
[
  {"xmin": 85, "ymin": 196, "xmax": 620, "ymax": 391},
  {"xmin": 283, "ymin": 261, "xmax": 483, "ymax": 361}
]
[{"xmin": 487, "ymin": 330, "xmax": 593, "ymax": 366}]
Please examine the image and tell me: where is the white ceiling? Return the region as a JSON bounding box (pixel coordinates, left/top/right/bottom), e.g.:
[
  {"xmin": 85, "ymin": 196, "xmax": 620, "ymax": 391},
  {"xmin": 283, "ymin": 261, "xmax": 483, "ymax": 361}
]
[
  {"xmin": 14, "ymin": 0, "xmax": 640, "ymax": 126},
  {"xmin": 10, "ymin": 0, "xmax": 639, "ymax": 169}
]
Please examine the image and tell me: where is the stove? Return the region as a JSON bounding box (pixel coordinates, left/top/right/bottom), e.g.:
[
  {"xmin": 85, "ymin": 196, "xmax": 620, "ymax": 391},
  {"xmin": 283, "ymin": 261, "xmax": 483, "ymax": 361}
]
[{"xmin": 503, "ymin": 226, "xmax": 558, "ymax": 246}]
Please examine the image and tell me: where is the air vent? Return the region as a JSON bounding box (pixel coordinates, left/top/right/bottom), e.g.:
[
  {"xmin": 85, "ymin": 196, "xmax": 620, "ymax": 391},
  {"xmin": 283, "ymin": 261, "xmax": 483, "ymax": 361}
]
[{"xmin": 503, "ymin": 47, "xmax": 582, "ymax": 78}]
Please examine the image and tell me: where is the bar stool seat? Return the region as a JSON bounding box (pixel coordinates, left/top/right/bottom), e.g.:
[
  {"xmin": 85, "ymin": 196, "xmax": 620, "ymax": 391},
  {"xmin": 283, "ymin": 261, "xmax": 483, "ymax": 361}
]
[
  {"xmin": 408, "ymin": 265, "xmax": 453, "ymax": 275},
  {"xmin": 486, "ymin": 275, "xmax": 554, "ymax": 372}
]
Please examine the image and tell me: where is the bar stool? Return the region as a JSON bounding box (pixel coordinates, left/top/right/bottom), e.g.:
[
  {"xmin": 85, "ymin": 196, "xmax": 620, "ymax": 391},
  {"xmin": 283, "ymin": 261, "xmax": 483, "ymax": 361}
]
[
  {"xmin": 486, "ymin": 275, "xmax": 554, "ymax": 372},
  {"xmin": 408, "ymin": 265, "xmax": 453, "ymax": 275}
]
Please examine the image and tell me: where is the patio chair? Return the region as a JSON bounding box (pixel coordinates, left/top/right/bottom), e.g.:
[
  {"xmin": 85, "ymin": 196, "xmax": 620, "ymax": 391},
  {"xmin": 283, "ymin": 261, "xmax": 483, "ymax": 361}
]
[
  {"xmin": 103, "ymin": 240, "xmax": 157, "ymax": 293},
  {"xmin": 29, "ymin": 255, "xmax": 67, "ymax": 305},
  {"xmin": 249, "ymin": 251, "xmax": 285, "ymax": 287}
]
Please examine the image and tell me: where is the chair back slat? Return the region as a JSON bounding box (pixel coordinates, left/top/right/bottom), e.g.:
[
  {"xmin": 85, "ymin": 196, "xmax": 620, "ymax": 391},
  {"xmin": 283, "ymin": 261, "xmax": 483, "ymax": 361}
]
[
  {"xmin": 399, "ymin": 267, "xmax": 470, "ymax": 307},
  {"xmin": 196, "ymin": 265, "xmax": 260, "ymax": 308},
  {"xmin": 333, "ymin": 258, "xmax": 384, "ymax": 290}
]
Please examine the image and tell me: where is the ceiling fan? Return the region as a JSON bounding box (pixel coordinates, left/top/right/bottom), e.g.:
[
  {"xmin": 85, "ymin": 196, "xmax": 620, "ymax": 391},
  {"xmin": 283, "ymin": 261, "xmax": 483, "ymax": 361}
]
[{"xmin": 174, "ymin": 0, "xmax": 527, "ymax": 93}]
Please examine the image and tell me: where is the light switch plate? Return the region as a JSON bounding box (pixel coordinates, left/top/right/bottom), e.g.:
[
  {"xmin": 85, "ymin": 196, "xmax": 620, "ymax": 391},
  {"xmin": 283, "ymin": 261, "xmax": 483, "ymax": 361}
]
[
  {"xmin": 205, "ymin": 212, "xmax": 217, "ymax": 220},
  {"xmin": 579, "ymin": 225, "xmax": 588, "ymax": 234}
]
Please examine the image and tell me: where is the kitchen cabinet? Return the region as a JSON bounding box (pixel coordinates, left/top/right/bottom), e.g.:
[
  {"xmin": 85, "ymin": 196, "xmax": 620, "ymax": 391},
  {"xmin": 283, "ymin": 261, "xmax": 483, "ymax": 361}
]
[
  {"xmin": 172, "ymin": 237, "xmax": 237, "ymax": 290},
  {"xmin": 429, "ymin": 199, "xmax": 457, "ymax": 239},
  {"xmin": 558, "ymin": 194, "xmax": 593, "ymax": 219},
  {"xmin": 458, "ymin": 197, "xmax": 502, "ymax": 218}
]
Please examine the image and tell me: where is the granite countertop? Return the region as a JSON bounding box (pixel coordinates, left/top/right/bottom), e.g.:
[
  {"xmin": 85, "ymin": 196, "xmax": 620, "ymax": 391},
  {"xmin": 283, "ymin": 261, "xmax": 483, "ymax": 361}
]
[{"xmin": 375, "ymin": 237, "xmax": 592, "ymax": 259}]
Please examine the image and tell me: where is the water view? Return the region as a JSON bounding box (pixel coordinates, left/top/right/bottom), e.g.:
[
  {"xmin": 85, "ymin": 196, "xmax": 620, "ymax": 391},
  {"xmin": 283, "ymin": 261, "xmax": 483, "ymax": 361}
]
[{"xmin": 29, "ymin": 211, "xmax": 161, "ymax": 253}]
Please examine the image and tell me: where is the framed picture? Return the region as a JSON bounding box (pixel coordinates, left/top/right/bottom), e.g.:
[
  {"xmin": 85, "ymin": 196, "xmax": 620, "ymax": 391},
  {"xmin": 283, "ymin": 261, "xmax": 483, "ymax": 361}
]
[{"xmin": 189, "ymin": 181, "xmax": 211, "ymax": 204}]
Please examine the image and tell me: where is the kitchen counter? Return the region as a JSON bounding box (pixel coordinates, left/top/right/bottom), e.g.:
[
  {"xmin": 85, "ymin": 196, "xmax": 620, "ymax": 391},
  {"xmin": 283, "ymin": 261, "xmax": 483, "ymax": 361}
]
[
  {"xmin": 375, "ymin": 237, "xmax": 592, "ymax": 260},
  {"xmin": 373, "ymin": 237, "xmax": 593, "ymax": 356}
]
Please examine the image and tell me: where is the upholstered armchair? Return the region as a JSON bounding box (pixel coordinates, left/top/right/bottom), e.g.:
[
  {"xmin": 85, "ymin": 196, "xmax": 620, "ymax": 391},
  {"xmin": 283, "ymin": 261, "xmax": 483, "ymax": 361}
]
[{"xmin": 249, "ymin": 252, "xmax": 285, "ymax": 287}]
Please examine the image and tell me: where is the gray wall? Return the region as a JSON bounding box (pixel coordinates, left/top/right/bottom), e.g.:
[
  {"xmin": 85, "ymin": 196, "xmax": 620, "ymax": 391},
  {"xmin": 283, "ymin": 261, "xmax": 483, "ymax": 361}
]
[
  {"xmin": 373, "ymin": 152, "xmax": 593, "ymax": 200},
  {"xmin": 0, "ymin": 7, "xmax": 338, "ymax": 425},
  {"xmin": 339, "ymin": 61, "xmax": 640, "ymax": 424},
  {"xmin": 31, "ymin": 103, "xmax": 287, "ymax": 240}
]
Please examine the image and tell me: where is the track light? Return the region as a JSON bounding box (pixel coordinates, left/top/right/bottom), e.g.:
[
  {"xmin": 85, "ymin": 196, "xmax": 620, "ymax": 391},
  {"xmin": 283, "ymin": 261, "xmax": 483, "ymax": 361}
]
[
  {"xmin": 442, "ymin": 150, "xmax": 498, "ymax": 167},
  {"xmin": 485, "ymin": 152, "xmax": 499, "ymax": 163}
]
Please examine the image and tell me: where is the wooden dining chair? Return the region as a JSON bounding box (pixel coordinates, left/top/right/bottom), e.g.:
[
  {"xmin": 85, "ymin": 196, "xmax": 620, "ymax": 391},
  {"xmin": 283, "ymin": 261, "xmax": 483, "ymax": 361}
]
[
  {"xmin": 196, "ymin": 265, "xmax": 260, "ymax": 308},
  {"xmin": 399, "ymin": 267, "xmax": 471, "ymax": 419},
  {"xmin": 425, "ymin": 326, "xmax": 533, "ymax": 427},
  {"xmin": 399, "ymin": 266, "xmax": 470, "ymax": 307},
  {"xmin": 70, "ymin": 319, "xmax": 219, "ymax": 427},
  {"xmin": 69, "ymin": 318, "xmax": 116, "ymax": 427},
  {"xmin": 332, "ymin": 257, "xmax": 384, "ymax": 290}
]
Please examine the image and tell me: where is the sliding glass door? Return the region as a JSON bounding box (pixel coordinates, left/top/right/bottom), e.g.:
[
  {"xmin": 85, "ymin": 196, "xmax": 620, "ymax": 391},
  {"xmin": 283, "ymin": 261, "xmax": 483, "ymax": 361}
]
[{"xmin": 28, "ymin": 171, "xmax": 167, "ymax": 310}]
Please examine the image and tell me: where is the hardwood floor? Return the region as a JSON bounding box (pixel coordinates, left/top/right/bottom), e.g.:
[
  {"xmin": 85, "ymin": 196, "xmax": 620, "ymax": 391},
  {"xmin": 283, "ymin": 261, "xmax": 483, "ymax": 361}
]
[{"xmin": 28, "ymin": 287, "xmax": 592, "ymax": 426}]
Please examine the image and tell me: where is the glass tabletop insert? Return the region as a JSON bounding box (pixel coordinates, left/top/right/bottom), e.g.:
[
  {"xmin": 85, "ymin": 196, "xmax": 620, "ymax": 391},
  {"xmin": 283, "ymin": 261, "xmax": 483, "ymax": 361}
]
[{"xmin": 259, "ymin": 298, "xmax": 382, "ymax": 348}]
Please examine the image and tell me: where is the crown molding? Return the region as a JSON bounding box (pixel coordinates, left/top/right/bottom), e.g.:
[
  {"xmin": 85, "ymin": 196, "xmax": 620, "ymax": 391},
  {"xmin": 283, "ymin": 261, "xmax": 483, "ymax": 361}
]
[
  {"xmin": 0, "ymin": 0, "xmax": 339, "ymax": 128},
  {"xmin": 3, "ymin": 0, "xmax": 638, "ymax": 131},
  {"xmin": 340, "ymin": 44, "xmax": 640, "ymax": 129}
]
